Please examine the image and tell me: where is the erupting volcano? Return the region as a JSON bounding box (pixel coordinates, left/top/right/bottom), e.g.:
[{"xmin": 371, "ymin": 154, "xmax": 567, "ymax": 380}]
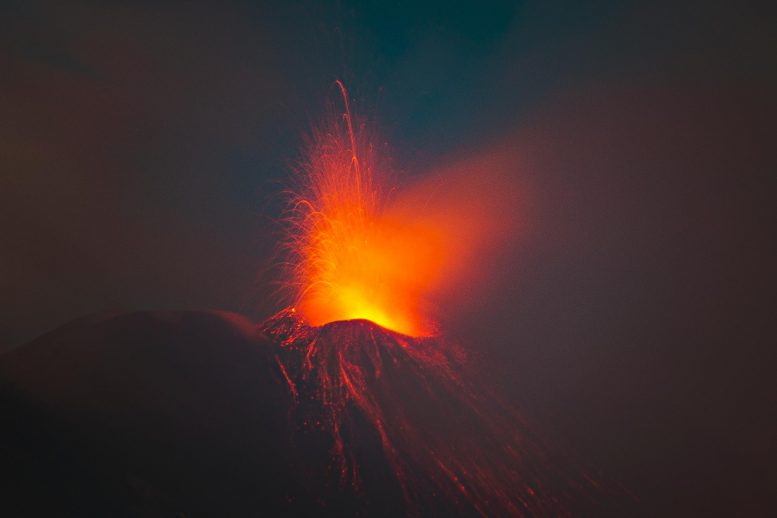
[
  {"xmin": 257, "ymin": 82, "xmax": 591, "ymax": 515},
  {"xmin": 0, "ymin": 83, "xmax": 595, "ymax": 517}
]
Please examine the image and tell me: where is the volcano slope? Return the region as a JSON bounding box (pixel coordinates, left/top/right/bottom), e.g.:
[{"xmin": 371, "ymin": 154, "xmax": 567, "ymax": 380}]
[{"xmin": 1, "ymin": 310, "xmax": 595, "ymax": 516}]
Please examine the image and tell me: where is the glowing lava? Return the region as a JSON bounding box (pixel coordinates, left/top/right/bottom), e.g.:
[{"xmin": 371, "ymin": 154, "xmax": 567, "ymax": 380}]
[{"xmin": 285, "ymin": 81, "xmax": 443, "ymax": 336}]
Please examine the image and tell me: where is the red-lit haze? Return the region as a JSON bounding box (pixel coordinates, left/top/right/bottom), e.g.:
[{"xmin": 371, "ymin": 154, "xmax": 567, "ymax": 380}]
[{"xmin": 286, "ymin": 82, "xmax": 525, "ymax": 336}]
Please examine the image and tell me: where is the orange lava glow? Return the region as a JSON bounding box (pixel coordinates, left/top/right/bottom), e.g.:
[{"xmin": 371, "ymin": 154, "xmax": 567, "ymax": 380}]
[{"xmin": 286, "ymin": 81, "xmax": 524, "ymax": 336}]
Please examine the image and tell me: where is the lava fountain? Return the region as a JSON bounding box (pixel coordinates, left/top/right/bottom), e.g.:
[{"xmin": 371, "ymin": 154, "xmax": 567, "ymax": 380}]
[
  {"xmin": 264, "ymin": 82, "xmax": 589, "ymax": 515},
  {"xmin": 283, "ymin": 80, "xmax": 443, "ymax": 336}
]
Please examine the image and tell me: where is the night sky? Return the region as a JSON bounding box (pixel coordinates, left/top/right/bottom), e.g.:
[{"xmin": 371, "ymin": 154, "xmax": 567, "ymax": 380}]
[{"xmin": 2, "ymin": 0, "xmax": 774, "ymax": 515}]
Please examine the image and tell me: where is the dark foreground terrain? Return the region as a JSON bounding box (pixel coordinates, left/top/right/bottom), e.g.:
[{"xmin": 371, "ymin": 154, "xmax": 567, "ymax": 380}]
[{"xmin": 1, "ymin": 311, "xmax": 305, "ymax": 516}]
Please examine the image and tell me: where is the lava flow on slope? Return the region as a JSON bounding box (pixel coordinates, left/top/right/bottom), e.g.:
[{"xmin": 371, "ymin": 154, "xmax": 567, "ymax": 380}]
[{"xmin": 263, "ymin": 309, "xmax": 587, "ymax": 516}]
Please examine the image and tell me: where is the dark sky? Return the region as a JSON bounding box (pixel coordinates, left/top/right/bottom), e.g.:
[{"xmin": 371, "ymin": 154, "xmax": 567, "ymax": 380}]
[{"xmin": 2, "ymin": 0, "xmax": 775, "ymax": 514}]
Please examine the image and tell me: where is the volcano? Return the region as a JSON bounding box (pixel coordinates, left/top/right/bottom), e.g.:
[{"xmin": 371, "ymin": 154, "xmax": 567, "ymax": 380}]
[
  {"xmin": 0, "ymin": 310, "xmax": 595, "ymax": 516},
  {"xmin": 0, "ymin": 82, "xmax": 603, "ymax": 517}
]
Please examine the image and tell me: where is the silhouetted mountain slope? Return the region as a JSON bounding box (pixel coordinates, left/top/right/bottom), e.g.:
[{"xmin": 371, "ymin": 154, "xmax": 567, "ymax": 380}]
[{"xmin": 1, "ymin": 311, "xmax": 302, "ymax": 516}]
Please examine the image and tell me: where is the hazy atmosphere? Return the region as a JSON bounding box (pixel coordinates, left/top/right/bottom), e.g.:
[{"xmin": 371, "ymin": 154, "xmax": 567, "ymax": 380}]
[{"xmin": 2, "ymin": 1, "xmax": 774, "ymax": 514}]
